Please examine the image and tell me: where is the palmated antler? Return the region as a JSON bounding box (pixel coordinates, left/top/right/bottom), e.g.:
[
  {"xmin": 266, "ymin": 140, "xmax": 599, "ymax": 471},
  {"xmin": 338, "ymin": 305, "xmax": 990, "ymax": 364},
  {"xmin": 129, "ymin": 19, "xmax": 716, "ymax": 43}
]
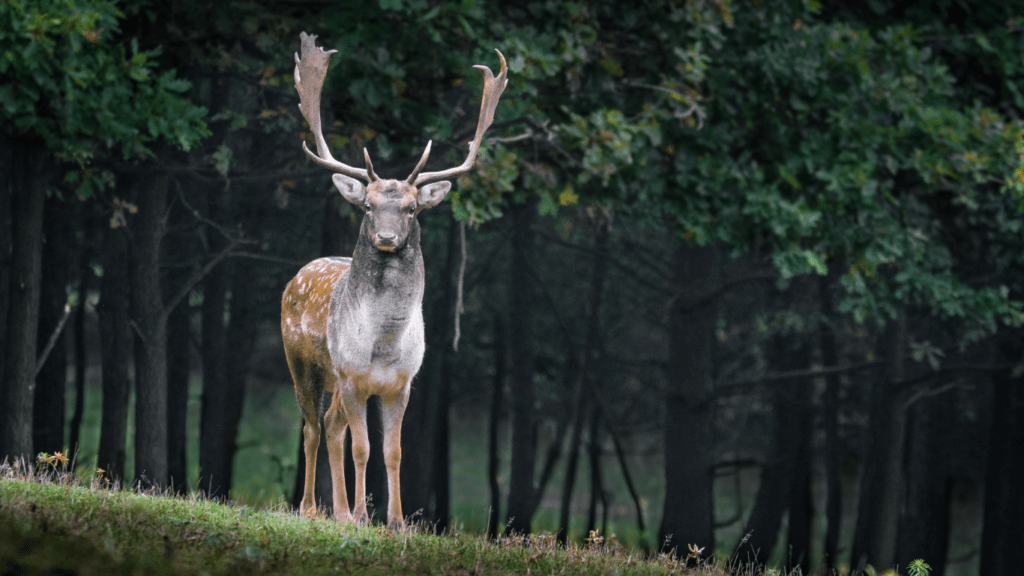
[
  {"xmin": 408, "ymin": 50, "xmax": 509, "ymax": 186},
  {"xmin": 294, "ymin": 32, "xmax": 375, "ymax": 182}
]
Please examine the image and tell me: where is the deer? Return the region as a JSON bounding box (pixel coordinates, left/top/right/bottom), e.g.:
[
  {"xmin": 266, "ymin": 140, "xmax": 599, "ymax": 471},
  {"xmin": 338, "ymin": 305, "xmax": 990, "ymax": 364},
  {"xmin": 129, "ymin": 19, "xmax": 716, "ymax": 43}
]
[{"xmin": 281, "ymin": 32, "xmax": 507, "ymax": 527}]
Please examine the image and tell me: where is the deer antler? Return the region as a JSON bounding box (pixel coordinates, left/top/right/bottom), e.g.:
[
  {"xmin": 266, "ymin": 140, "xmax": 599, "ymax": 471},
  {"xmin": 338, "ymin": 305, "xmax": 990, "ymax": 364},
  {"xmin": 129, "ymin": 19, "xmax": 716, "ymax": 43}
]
[
  {"xmin": 409, "ymin": 50, "xmax": 509, "ymax": 185},
  {"xmin": 294, "ymin": 32, "xmax": 374, "ymax": 182}
]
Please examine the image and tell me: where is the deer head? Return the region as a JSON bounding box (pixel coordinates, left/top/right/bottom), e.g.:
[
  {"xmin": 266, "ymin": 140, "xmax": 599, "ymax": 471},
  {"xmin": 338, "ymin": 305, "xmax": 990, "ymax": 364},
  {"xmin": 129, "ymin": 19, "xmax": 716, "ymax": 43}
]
[{"xmin": 294, "ymin": 32, "xmax": 507, "ymax": 251}]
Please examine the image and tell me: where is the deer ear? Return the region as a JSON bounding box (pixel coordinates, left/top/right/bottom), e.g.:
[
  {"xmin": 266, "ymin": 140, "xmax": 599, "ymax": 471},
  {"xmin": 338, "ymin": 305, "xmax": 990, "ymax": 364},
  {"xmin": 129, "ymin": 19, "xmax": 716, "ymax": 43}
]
[
  {"xmin": 332, "ymin": 174, "xmax": 366, "ymax": 207},
  {"xmin": 417, "ymin": 181, "xmax": 451, "ymax": 210}
]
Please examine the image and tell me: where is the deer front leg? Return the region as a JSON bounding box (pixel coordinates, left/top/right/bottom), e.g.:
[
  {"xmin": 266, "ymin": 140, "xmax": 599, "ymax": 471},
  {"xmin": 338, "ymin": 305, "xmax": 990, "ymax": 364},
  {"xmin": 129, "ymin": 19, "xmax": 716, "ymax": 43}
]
[
  {"xmin": 341, "ymin": 383, "xmax": 370, "ymax": 523},
  {"xmin": 324, "ymin": 390, "xmax": 352, "ymax": 522},
  {"xmin": 382, "ymin": 386, "xmax": 410, "ymax": 529}
]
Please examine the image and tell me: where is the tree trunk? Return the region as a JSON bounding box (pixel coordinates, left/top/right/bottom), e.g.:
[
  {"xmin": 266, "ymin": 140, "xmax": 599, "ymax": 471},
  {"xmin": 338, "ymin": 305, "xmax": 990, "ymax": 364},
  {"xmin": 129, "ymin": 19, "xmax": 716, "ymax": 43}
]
[
  {"xmin": 131, "ymin": 173, "xmax": 170, "ymax": 489},
  {"xmin": 429, "ymin": 213, "xmax": 460, "ymax": 532},
  {"xmin": 734, "ymin": 387, "xmax": 793, "ymax": 568},
  {"xmin": 895, "ymin": 392, "xmax": 951, "ymax": 576},
  {"xmin": 585, "ymin": 404, "xmax": 605, "ymax": 539},
  {"xmin": 979, "ymin": 338, "xmax": 1024, "ymax": 576},
  {"xmin": 0, "ymin": 133, "xmax": 12, "ymax": 402},
  {"xmin": 785, "ymin": 382, "xmax": 813, "ymax": 576},
  {"xmin": 660, "ymin": 241, "xmax": 719, "ymax": 558},
  {"xmin": 819, "ymin": 281, "xmax": 844, "ymax": 573},
  {"xmin": 487, "ymin": 312, "xmax": 506, "ymax": 540},
  {"xmin": 68, "ymin": 230, "xmax": 94, "ymax": 463},
  {"xmin": 165, "ymin": 191, "xmax": 194, "ymax": 494},
  {"xmin": 0, "ymin": 141, "xmax": 46, "ymax": 463},
  {"xmin": 558, "ymin": 389, "xmax": 587, "ymax": 545},
  {"xmin": 166, "ymin": 292, "xmax": 191, "ymax": 494},
  {"xmin": 198, "ymin": 182, "xmax": 231, "ymax": 497},
  {"xmin": 850, "ymin": 310, "xmax": 908, "ymax": 575},
  {"xmin": 33, "ymin": 194, "xmax": 70, "ymax": 456},
  {"xmin": 97, "ymin": 224, "xmax": 133, "ymax": 482},
  {"xmin": 504, "ymin": 200, "xmax": 537, "ymax": 536}
]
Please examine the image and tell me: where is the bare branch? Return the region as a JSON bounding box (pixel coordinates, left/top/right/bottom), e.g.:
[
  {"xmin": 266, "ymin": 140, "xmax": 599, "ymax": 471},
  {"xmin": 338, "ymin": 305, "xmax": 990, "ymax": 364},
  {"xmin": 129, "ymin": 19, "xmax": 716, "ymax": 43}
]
[{"xmin": 35, "ymin": 303, "xmax": 74, "ymax": 377}]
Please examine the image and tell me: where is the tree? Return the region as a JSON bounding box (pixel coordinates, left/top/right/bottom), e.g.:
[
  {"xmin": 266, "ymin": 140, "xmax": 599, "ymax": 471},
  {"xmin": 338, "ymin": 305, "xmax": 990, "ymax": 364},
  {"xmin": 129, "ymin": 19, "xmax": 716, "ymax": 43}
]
[{"xmin": 0, "ymin": 0, "xmax": 207, "ymax": 467}]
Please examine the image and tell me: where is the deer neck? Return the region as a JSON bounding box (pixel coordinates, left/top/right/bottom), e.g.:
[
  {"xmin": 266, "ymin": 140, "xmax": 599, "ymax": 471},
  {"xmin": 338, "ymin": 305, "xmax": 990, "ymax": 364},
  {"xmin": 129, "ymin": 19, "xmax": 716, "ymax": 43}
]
[{"xmin": 345, "ymin": 217, "xmax": 424, "ymax": 323}]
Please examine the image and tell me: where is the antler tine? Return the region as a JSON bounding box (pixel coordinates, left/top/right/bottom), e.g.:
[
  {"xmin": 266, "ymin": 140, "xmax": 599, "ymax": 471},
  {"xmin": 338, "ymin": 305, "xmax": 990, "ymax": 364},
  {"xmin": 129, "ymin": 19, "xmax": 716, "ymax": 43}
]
[
  {"xmin": 413, "ymin": 49, "xmax": 509, "ymax": 186},
  {"xmin": 363, "ymin": 148, "xmax": 378, "ymax": 182},
  {"xmin": 405, "ymin": 140, "xmax": 432, "ymax": 184},
  {"xmin": 295, "ymin": 32, "xmax": 370, "ymax": 182}
]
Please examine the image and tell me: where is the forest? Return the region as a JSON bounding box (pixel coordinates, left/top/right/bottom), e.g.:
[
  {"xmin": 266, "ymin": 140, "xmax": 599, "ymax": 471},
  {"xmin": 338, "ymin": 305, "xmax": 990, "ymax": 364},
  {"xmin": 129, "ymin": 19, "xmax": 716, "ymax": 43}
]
[{"xmin": 2, "ymin": 1, "xmax": 1024, "ymax": 575}]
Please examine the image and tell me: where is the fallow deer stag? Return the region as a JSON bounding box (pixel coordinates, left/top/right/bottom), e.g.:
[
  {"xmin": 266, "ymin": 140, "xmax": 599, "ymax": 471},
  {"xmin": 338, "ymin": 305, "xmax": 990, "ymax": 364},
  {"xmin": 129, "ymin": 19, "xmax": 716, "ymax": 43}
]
[{"xmin": 282, "ymin": 32, "xmax": 507, "ymax": 527}]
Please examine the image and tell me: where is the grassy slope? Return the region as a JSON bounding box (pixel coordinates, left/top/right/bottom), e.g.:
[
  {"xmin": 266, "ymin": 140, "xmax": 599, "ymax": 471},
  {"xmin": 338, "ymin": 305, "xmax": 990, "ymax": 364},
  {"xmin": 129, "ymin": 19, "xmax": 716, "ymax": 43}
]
[{"xmin": 0, "ymin": 475, "xmax": 720, "ymax": 576}]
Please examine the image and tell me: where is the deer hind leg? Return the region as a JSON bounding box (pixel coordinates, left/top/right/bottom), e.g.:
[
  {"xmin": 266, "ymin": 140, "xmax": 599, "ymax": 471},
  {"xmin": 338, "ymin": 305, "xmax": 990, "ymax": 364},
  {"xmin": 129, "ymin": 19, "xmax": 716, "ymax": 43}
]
[
  {"xmin": 341, "ymin": 382, "xmax": 370, "ymax": 523},
  {"xmin": 288, "ymin": 356, "xmax": 323, "ymax": 517},
  {"xmin": 324, "ymin": 385, "xmax": 352, "ymax": 522},
  {"xmin": 381, "ymin": 385, "xmax": 411, "ymax": 529}
]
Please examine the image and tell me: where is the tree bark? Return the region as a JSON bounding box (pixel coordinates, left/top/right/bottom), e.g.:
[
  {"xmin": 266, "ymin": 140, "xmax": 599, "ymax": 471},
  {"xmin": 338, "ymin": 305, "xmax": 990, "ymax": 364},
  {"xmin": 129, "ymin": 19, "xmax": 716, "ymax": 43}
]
[
  {"xmin": 504, "ymin": 200, "xmax": 537, "ymax": 536},
  {"xmin": 819, "ymin": 275, "xmax": 844, "ymax": 573},
  {"xmin": 0, "ymin": 133, "xmax": 11, "ymax": 401},
  {"xmin": 131, "ymin": 173, "xmax": 170, "ymax": 489},
  {"xmin": 979, "ymin": 338, "xmax": 1024, "ymax": 576},
  {"xmin": 198, "ymin": 183, "xmax": 231, "ymax": 497},
  {"xmin": 895, "ymin": 392, "xmax": 951, "ymax": 576},
  {"xmin": 97, "ymin": 224, "xmax": 133, "ymax": 482},
  {"xmin": 68, "ymin": 228, "xmax": 94, "ymax": 463},
  {"xmin": 850, "ymin": 310, "xmax": 908, "ymax": 575},
  {"xmin": 487, "ymin": 312, "xmax": 506, "ymax": 540},
  {"xmin": 784, "ymin": 381, "xmax": 813, "ymax": 576},
  {"xmin": 660, "ymin": 241, "xmax": 719, "ymax": 558},
  {"xmin": 558, "ymin": 389, "xmax": 587, "ymax": 545},
  {"xmin": 33, "ymin": 194, "xmax": 70, "ymax": 456},
  {"xmin": 585, "ymin": 404, "xmax": 605, "ymax": 539},
  {"xmin": 166, "ymin": 290, "xmax": 191, "ymax": 494},
  {"xmin": 0, "ymin": 141, "xmax": 46, "ymax": 463}
]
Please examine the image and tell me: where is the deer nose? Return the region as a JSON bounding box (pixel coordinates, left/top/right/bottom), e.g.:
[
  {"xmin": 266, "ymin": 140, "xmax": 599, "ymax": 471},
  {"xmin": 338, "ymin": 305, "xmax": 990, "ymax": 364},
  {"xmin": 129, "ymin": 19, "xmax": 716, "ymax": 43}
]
[{"xmin": 375, "ymin": 231, "xmax": 397, "ymax": 246}]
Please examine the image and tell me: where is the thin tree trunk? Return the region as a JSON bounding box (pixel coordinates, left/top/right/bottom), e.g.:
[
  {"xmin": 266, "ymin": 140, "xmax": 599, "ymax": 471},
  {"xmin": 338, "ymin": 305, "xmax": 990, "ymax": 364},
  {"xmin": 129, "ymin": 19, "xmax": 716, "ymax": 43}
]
[
  {"xmin": 487, "ymin": 313, "xmax": 506, "ymax": 540},
  {"xmin": 785, "ymin": 383, "xmax": 813, "ymax": 575},
  {"xmin": 504, "ymin": 200, "xmax": 536, "ymax": 536},
  {"xmin": 585, "ymin": 404, "xmax": 604, "ymax": 539},
  {"xmin": 895, "ymin": 392, "xmax": 951, "ymax": 576},
  {"xmin": 850, "ymin": 310, "xmax": 908, "ymax": 575},
  {"xmin": 33, "ymin": 194, "xmax": 70, "ymax": 456},
  {"xmin": 0, "ymin": 133, "xmax": 12, "ymax": 401},
  {"xmin": 660, "ymin": 241, "xmax": 719, "ymax": 558},
  {"xmin": 0, "ymin": 142, "xmax": 46, "ymax": 463},
  {"xmin": 166, "ymin": 292, "xmax": 191, "ymax": 494},
  {"xmin": 734, "ymin": 387, "xmax": 794, "ymax": 568},
  {"xmin": 198, "ymin": 182, "xmax": 230, "ymax": 497},
  {"xmin": 979, "ymin": 338, "xmax": 1024, "ymax": 576},
  {"xmin": 606, "ymin": 417, "xmax": 648, "ymax": 550},
  {"xmin": 428, "ymin": 213, "xmax": 459, "ymax": 532},
  {"xmin": 558, "ymin": 389, "xmax": 587, "ymax": 545},
  {"xmin": 131, "ymin": 173, "xmax": 170, "ymax": 489},
  {"xmin": 165, "ymin": 190, "xmax": 194, "ymax": 495},
  {"xmin": 820, "ymin": 299, "xmax": 844, "ymax": 573},
  {"xmin": 97, "ymin": 224, "xmax": 133, "ymax": 482},
  {"xmin": 68, "ymin": 231, "xmax": 94, "ymax": 462},
  {"xmin": 556, "ymin": 221, "xmax": 610, "ymax": 545}
]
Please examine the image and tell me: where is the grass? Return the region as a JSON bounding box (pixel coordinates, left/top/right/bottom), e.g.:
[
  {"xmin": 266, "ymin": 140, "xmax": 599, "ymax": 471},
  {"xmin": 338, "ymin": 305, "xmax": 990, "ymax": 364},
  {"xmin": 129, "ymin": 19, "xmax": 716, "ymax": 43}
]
[{"xmin": 0, "ymin": 462, "xmax": 736, "ymax": 576}]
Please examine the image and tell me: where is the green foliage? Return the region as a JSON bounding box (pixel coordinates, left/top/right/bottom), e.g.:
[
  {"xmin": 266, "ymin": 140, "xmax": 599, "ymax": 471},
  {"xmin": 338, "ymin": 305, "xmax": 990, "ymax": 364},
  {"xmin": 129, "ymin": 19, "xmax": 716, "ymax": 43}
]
[
  {"xmin": 906, "ymin": 558, "xmax": 931, "ymax": 576},
  {"xmin": 0, "ymin": 0, "xmax": 209, "ymax": 196}
]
